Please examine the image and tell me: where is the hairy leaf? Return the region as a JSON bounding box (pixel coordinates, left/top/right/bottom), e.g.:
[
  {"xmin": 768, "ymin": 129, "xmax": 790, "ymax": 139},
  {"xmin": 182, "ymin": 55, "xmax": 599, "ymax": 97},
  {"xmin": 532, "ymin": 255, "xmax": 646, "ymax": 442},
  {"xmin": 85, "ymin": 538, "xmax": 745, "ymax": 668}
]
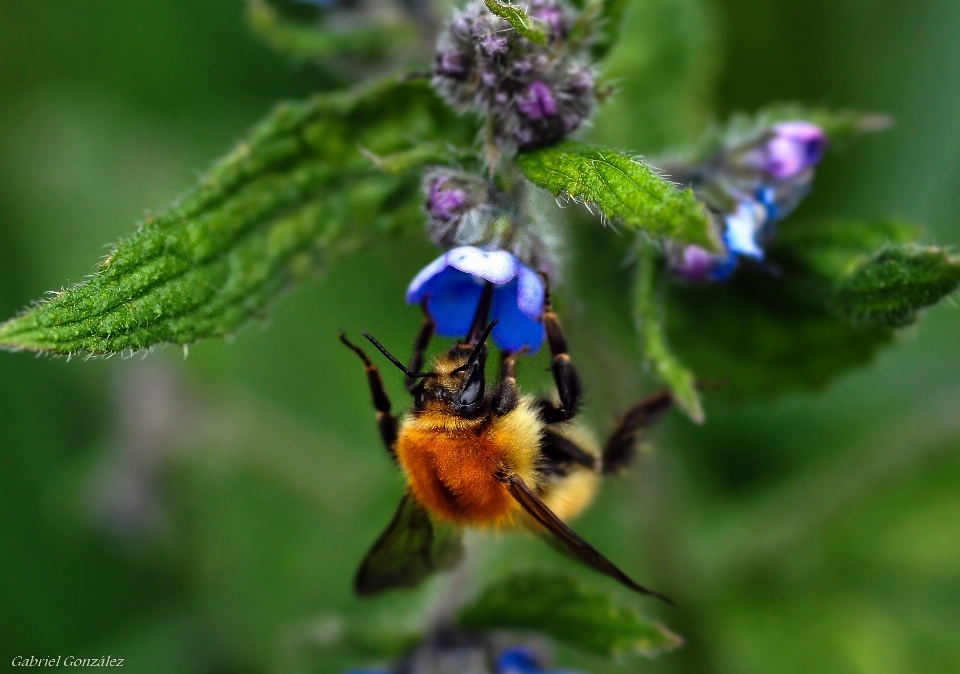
[
  {"xmin": 484, "ymin": 0, "xmax": 549, "ymax": 45},
  {"xmin": 0, "ymin": 79, "xmax": 472, "ymax": 355},
  {"xmin": 517, "ymin": 142, "xmax": 721, "ymax": 250},
  {"xmin": 458, "ymin": 572, "xmax": 683, "ymax": 658},
  {"xmin": 774, "ymin": 218, "xmax": 960, "ymax": 327},
  {"xmin": 666, "ymin": 271, "xmax": 894, "ymax": 397},
  {"xmin": 635, "ymin": 241, "xmax": 703, "ymax": 422}
]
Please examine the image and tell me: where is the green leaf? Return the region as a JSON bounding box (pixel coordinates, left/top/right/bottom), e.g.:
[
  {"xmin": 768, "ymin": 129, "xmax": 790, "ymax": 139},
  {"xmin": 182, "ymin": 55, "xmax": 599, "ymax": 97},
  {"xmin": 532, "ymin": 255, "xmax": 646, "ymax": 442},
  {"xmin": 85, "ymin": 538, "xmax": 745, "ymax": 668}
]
[
  {"xmin": 517, "ymin": 141, "xmax": 721, "ymax": 250},
  {"xmin": 832, "ymin": 246, "xmax": 960, "ymax": 327},
  {"xmin": 665, "ymin": 271, "xmax": 894, "ymax": 398},
  {"xmin": 484, "ymin": 0, "xmax": 549, "ymax": 45},
  {"xmin": 0, "ymin": 78, "xmax": 472, "ymax": 355},
  {"xmin": 634, "ymin": 240, "xmax": 703, "ymax": 423},
  {"xmin": 774, "ymin": 218, "xmax": 960, "ymax": 327},
  {"xmin": 590, "ymin": 0, "xmax": 630, "ymax": 61},
  {"xmin": 458, "ymin": 571, "xmax": 683, "ymax": 658}
]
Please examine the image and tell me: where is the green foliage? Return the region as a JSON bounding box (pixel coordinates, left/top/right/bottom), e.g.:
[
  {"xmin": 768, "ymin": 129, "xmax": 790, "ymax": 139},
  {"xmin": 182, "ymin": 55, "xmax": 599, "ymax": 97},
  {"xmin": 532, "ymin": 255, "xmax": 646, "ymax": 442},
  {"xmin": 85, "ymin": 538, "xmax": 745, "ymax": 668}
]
[
  {"xmin": 0, "ymin": 79, "xmax": 472, "ymax": 355},
  {"xmin": 484, "ymin": 0, "xmax": 549, "ymax": 45},
  {"xmin": 589, "ymin": 0, "xmax": 630, "ymax": 61},
  {"xmin": 634, "ymin": 241, "xmax": 703, "ymax": 422},
  {"xmin": 665, "ymin": 271, "xmax": 895, "ymax": 397},
  {"xmin": 517, "ymin": 141, "xmax": 721, "ymax": 250},
  {"xmin": 247, "ymin": 0, "xmax": 409, "ymax": 63},
  {"xmin": 775, "ymin": 218, "xmax": 960, "ymax": 327},
  {"xmin": 832, "ymin": 246, "xmax": 960, "ymax": 326},
  {"xmin": 458, "ymin": 571, "xmax": 683, "ymax": 658}
]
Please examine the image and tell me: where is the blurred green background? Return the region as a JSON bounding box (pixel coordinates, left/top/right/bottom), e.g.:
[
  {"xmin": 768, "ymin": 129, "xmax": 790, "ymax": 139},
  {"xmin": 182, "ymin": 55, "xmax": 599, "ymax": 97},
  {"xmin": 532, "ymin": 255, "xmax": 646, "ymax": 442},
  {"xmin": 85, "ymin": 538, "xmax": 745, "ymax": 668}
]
[{"xmin": 1, "ymin": 1, "xmax": 958, "ymax": 672}]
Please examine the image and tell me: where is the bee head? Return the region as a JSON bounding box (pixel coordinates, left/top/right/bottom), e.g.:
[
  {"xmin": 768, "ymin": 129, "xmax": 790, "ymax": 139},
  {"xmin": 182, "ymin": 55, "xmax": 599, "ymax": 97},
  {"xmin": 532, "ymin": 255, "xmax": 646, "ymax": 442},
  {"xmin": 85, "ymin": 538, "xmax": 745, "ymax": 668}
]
[{"xmin": 359, "ymin": 320, "xmax": 497, "ymax": 419}]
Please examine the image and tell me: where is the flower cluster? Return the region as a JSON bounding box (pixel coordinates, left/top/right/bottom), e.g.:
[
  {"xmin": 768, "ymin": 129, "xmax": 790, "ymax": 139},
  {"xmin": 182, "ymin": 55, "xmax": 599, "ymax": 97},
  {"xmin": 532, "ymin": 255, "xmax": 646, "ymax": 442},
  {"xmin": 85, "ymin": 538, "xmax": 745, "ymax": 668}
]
[
  {"xmin": 432, "ymin": 0, "xmax": 596, "ymax": 151},
  {"xmin": 669, "ymin": 121, "xmax": 827, "ymax": 281}
]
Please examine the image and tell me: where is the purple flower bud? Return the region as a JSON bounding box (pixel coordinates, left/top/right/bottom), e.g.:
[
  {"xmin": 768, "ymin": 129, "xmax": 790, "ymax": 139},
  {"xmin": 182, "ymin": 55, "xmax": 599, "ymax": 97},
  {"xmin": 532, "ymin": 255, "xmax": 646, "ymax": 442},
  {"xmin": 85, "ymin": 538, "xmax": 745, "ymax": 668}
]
[
  {"xmin": 426, "ymin": 177, "xmax": 470, "ymax": 222},
  {"xmin": 760, "ymin": 121, "xmax": 827, "ymax": 180},
  {"xmin": 516, "ymin": 81, "xmax": 557, "ymax": 120},
  {"xmin": 436, "ymin": 51, "xmax": 470, "ymax": 78},
  {"xmin": 673, "ymin": 245, "xmax": 717, "ymax": 281},
  {"xmin": 480, "ymin": 33, "xmax": 509, "ymax": 56}
]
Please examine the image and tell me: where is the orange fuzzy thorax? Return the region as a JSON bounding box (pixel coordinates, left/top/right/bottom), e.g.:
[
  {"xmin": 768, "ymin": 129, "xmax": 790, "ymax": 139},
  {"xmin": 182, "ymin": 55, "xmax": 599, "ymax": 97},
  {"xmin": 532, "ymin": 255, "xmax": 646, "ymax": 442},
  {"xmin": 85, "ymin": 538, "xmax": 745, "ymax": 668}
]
[{"xmin": 395, "ymin": 396, "xmax": 542, "ymax": 526}]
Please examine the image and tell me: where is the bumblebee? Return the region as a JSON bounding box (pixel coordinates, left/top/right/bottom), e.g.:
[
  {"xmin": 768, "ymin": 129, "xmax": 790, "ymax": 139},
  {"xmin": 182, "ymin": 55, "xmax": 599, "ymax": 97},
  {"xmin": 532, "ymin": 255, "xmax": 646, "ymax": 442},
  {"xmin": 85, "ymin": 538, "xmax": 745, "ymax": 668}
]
[{"xmin": 340, "ymin": 284, "xmax": 675, "ymax": 603}]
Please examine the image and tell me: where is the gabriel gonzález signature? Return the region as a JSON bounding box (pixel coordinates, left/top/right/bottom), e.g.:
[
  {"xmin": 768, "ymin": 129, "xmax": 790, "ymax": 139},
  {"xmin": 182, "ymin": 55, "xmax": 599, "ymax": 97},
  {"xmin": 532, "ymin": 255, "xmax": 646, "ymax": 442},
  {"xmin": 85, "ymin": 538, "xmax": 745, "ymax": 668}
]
[{"xmin": 11, "ymin": 656, "xmax": 124, "ymax": 667}]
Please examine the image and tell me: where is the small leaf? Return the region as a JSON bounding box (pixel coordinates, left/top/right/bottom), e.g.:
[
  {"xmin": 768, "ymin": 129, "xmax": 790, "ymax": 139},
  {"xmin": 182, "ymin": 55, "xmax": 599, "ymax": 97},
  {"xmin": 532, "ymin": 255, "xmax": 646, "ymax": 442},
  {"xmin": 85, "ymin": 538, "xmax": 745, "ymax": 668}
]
[
  {"xmin": 0, "ymin": 78, "xmax": 472, "ymax": 355},
  {"xmin": 590, "ymin": 0, "xmax": 630, "ymax": 61},
  {"xmin": 774, "ymin": 218, "xmax": 960, "ymax": 327},
  {"xmin": 484, "ymin": 0, "xmax": 549, "ymax": 45},
  {"xmin": 634, "ymin": 240, "xmax": 703, "ymax": 423},
  {"xmin": 517, "ymin": 142, "xmax": 721, "ymax": 251},
  {"xmin": 458, "ymin": 572, "xmax": 683, "ymax": 658},
  {"xmin": 831, "ymin": 246, "xmax": 960, "ymax": 327}
]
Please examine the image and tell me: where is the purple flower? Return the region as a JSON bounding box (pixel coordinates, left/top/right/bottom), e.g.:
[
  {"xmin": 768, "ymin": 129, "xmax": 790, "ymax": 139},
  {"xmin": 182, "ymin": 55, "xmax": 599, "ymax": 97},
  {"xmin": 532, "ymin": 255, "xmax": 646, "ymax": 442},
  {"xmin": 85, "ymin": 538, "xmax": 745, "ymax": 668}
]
[
  {"xmin": 754, "ymin": 121, "xmax": 827, "ymax": 180},
  {"xmin": 436, "ymin": 51, "xmax": 470, "ymax": 78},
  {"xmin": 480, "ymin": 33, "xmax": 509, "ymax": 56},
  {"xmin": 426, "ymin": 176, "xmax": 470, "ymax": 222},
  {"xmin": 407, "ymin": 246, "xmax": 546, "ymax": 353},
  {"xmin": 672, "ymin": 245, "xmax": 717, "ymax": 281},
  {"xmin": 516, "ymin": 81, "xmax": 557, "ymax": 120},
  {"xmin": 530, "ymin": 5, "xmax": 566, "ymax": 36}
]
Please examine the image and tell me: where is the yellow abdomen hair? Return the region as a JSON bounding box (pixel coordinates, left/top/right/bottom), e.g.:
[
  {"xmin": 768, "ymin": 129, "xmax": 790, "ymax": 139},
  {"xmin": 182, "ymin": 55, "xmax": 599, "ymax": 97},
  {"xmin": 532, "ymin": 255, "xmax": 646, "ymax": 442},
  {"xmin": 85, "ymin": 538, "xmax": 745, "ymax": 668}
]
[{"xmin": 395, "ymin": 396, "xmax": 542, "ymax": 526}]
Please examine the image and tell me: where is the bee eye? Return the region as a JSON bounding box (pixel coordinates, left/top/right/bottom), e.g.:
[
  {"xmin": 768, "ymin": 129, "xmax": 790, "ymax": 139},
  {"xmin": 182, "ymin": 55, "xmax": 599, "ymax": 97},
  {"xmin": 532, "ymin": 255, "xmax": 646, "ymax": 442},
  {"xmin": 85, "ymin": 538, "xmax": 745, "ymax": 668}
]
[{"xmin": 459, "ymin": 364, "xmax": 485, "ymax": 407}]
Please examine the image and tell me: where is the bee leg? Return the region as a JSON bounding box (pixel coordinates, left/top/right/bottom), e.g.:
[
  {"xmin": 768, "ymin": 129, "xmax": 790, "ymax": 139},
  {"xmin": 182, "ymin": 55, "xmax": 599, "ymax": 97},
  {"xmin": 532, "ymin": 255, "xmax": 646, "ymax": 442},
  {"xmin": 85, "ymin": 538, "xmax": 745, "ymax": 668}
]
[
  {"xmin": 406, "ymin": 305, "xmax": 435, "ymax": 394},
  {"xmin": 494, "ymin": 350, "xmax": 524, "ymax": 415},
  {"xmin": 339, "ymin": 332, "xmax": 399, "ymax": 461},
  {"xmin": 537, "ymin": 281, "xmax": 582, "ymax": 423},
  {"xmin": 602, "ymin": 389, "xmax": 674, "ymax": 474}
]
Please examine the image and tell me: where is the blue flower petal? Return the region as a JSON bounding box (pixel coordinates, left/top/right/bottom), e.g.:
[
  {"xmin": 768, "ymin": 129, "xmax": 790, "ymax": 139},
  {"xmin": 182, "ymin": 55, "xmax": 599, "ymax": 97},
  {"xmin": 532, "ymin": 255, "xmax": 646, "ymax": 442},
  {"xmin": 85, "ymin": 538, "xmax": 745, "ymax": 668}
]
[
  {"xmin": 496, "ymin": 647, "xmax": 542, "ymax": 674},
  {"xmin": 491, "ymin": 279, "xmax": 546, "ymax": 353},
  {"xmin": 446, "ymin": 246, "xmax": 518, "ymax": 284},
  {"xmin": 407, "ymin": 252, "xmax": 453, "ymax": 304},
  {"xmin": 516, "ymin": 265, "xmax": 545, "ymax": 321},
  {"xmin": 724, "ymin": 200, "xmax": 766, "ymax": 259},
  {"xmin": 421, "ymin": 267, "xmax": 485, "ymax": 337}
]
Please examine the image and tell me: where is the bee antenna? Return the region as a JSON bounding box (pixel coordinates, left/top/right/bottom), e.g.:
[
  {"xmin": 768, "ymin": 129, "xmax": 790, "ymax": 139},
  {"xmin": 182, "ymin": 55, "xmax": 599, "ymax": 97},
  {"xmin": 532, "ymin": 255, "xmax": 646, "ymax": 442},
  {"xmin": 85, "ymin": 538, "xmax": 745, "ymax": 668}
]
[
  {"xmin": 361, "ymin": 332, "xmax": 436, "ymax": 379},
  {"xmin": 452, "ymin": 319, "xmax": 498, "ymax": 374}
]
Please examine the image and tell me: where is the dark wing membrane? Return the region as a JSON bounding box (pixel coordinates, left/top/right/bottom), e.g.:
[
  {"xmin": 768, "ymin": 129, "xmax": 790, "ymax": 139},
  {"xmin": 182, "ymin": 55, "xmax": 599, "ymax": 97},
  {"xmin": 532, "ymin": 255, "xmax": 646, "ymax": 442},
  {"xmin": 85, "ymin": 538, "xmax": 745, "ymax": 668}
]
[
  {"xmin": 355, "ymin": 492, "xmax": 465, "ymax": 596},
  {"xmin": 500, "ymin": 471, "xmax": 674, "ymax": 605}
]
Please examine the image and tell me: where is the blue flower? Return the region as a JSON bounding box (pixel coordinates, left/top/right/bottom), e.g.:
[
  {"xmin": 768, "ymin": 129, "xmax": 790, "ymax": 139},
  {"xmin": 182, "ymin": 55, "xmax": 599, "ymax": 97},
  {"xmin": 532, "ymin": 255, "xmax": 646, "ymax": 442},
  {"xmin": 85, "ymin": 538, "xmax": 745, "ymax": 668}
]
[{"xmin": 407, "ymin": 246, "xmax": 546, "ymax": 353}]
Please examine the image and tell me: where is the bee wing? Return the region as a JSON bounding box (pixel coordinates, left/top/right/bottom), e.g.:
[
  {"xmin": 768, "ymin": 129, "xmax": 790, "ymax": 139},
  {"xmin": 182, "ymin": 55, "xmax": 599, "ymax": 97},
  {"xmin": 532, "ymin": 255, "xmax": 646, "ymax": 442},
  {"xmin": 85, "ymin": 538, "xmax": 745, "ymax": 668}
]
[
  {"xmin": 500, "ymin": 470, "xmax": 674, "ymax": 605},
  {"xmin": 355, "ymin": 491, "xmax": 465, "ymax": 596}
]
